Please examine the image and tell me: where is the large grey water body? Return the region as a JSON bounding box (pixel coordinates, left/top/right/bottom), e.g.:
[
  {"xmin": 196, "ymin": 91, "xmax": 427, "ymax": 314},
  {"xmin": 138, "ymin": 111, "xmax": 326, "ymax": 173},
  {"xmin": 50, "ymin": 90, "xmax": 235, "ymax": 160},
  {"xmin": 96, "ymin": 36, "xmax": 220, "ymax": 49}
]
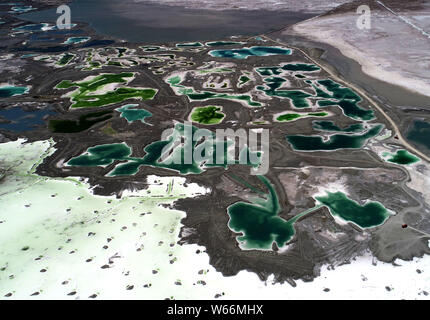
[{"xmin": 21, "ymin": 0, "xmax": 314, "ymax": 43}]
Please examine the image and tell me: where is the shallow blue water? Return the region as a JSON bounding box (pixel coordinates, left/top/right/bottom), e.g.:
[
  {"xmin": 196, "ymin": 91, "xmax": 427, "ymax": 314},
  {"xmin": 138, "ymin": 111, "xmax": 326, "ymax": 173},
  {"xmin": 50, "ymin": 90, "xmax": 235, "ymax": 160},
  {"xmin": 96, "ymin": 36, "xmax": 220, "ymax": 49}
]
[
  {"xmin": 0, "ymin": 106, "xmax": 55, "ymax": 132},
  {"xmin": 21, "ymin": 0, "xmax": 314, "ymax": 43}
]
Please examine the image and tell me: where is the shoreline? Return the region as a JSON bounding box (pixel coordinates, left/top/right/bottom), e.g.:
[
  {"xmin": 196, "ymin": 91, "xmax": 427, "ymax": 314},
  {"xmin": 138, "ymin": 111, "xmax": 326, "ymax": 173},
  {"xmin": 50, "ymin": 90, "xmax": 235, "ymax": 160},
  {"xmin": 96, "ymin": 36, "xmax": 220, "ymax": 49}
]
[{"xmin": 290, "ymin": 21, "xmax": 430, "ymax": 99}]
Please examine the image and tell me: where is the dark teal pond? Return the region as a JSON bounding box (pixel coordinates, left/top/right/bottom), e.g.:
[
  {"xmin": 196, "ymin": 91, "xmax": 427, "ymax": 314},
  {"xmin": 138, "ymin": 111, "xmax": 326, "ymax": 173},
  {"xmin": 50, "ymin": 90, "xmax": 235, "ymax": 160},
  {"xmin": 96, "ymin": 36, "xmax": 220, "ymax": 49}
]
[
  {"xmin": 176, "ymin": 42, "xmax": 203, "ymax": 48},
  {"xmin": 286, "ymin": 124, "xmax": 383, "ymax": 151},
  {"xmin": 316, "ymin": 79, "xmax": 374, "ymax": 121},
  {"xmin": 407, "ymin": 120, "xmax": 430, "ymax": 151},
  {"xmin": 206, "ymin": 41, "xmax": 244, "ymax": 47},
  {"xmin": 209, "ymin": 46, "xmax": 292, "ymax": 59},
  {"xmin": 0, "ymin": 85, "xmax": 29, "ymax": 97},
  {"xmin": 254, "ymin": 67, "xmax": 374, "ymax": 121},
  {"xmin": 256, "ymin": 63, "xmax": 320, "ymax": 76},
  {"xmin": 228, "ymin": 175, "xmax": 322, "ymax": 250},
  {"xmin": 49, "ymin": 110, "xmax": 112, "ymax": 133},
  {"xmin": 255, "ymin": 75, "xmax": 374, "ymax": 121},
  {"xmin": 68, "ymin": 123, "xmax": 261, "ymax": 176},
  {"xmin": 383, "ymin": 149, "xmax": 420, "ymax": 165},
  {"xmin": 257, "ymin": 77, "xmax": 312, "ymax": 108},
  {"xmin": 316, "ymin": 191, "xmax": 392, "ymax": 228},
  {"xmin": 228, "ymin": 176, "xmax": 292, "ymax": 250}
]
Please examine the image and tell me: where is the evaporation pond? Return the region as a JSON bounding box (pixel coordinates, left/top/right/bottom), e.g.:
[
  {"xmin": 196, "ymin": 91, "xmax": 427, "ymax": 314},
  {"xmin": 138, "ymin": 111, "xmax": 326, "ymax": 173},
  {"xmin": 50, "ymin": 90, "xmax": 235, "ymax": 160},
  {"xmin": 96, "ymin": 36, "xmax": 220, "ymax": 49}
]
[
  {"xmin": 384, "ymin": 149, "xmax": 420, "ymax": 165},
  {"xmin": 316, "ymin": 191, "xmax": 392, "ymax": 228},
  {"xmin": 286, "ymin": 124, "xmax": 383, "ymax": 151},
  {"xmin": 0, "ymin": 85, "xmax": 29, "ymax": 97},
  {"xmin": 227, "ymin": 176, "xmax": 318, "ymax": 250},
  {"xmin": 407, "ymin": 120, "xmax": 430, "ymax": 150},
  {"xmin": 116, "ymin": 104, "xmax": 152, "ymax": 124},
  {"xmin": 209, "ymin": 46, "xmax": 292, "ymax": 59}
]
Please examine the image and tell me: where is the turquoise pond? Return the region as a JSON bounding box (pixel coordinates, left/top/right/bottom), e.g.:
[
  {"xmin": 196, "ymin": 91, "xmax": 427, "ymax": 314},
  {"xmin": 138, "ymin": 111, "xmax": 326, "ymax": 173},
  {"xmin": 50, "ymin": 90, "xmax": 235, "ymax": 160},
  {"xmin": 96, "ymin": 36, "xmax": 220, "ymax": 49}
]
[
  {"xmin": 68, "ymin": 123, "xmax": 261, "ymax": 176},
  {"xmin": 0, "ymin": 85, "xmax": 29, "ymax": 97},
  {"xmin": 9, "ymin": 5, "xmax": 35, "ymax": 13},
  {"xmin": 209, "ymin": 46, "xmax": 292, "ymax": 59},
  {"xmin": 12, "ymin": 23, "xmax": 51, "ymax": 32},
  {"xmin": 286, "ymin": 124, "xmax": 383, "ymax": 151},
  {"xmin": 21, "ymin": 53, "xmax": 38, "ymax": 58},
  {"xmin": 115, "ymin": 104, "xmax": 152, "ymax": 124},
  {"xmin": 63, "ymin": 37, "xmax": 90, "ymax": 44},
  {"xmin": 316, "ymin": 191, "xmax": 392, "ymax": 229}
]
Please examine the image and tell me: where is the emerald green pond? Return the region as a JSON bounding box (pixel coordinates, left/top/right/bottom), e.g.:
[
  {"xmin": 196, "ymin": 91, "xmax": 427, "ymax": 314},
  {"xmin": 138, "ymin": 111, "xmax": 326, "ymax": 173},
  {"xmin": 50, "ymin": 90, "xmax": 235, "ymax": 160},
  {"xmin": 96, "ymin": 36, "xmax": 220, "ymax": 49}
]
[
  {"xmin": 238, "ymin": 75, "xmax": 251, "ymax": 87},
  {"xmin": 276, "ymin": 112, "xmax": 328, "ymax": 122},
  {"xmin": 56, "ymin": 73, "xmax": 158, "ymax": 109},
  {"xmin": 277, "ymin": 113, "xmax": 301, "ymax": 121},
  {"xmin": 68, "ymin": 123, "xmax": 261, "ymax": 176},
  {"xmin": 57, "ymin": 53, "xmax": 75, "ymax": 66},
  {"xmin": 308, "ymin": 112, "xmax": 328, "ymax": 117},
  {"xmin": 383, "ymin": 149, "xmax": 420, "ymax": 165},
  {"xmin": 49, "ymin": 110, "xmax": 113, "ymax": 133},
  {"xmin": 116, "ymin": 47, "xmax": 127, "ymax": 57},
  {"xmin": 313, "ymin": 120, "xmax": 364, "ymax": 133},
  {"xmin": 116, "ymin": 104, "xmax": 152, "ymax": 124},
  {"xmin": 189, "ymin": 106, "xmax": 225, "ymax": 125},
  {"xmin": 286, "ymin": 124, "xmax": 383, "ymax": 151},
  {"xmin": 0, "ymin": 85, "xmax": 29, "ymax": 97},
  {"xmin": 227, "ymin": 176, "xmax": 320, "ymax": 250},
  {"xmin": 209, "ymin": 46, "xmax": 292, "ymax": 59},
  {"xmin": 316, "ymin": 191, "xmax": 392, "ymax": 228}
]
